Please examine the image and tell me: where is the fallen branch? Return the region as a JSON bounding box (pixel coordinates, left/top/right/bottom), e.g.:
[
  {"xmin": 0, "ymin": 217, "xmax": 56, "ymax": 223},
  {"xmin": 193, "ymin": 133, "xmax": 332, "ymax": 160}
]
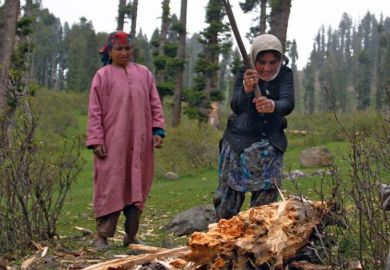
[{"xmin": 82, "ymin": 246, "xmax": 190, "ymax": 270}]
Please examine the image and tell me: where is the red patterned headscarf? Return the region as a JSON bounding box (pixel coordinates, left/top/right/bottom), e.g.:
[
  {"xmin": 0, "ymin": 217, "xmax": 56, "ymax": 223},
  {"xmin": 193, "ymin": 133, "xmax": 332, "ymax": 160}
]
[{"xmin": 99, "ymin": 31, "xmax": 132, "ymax": 66}]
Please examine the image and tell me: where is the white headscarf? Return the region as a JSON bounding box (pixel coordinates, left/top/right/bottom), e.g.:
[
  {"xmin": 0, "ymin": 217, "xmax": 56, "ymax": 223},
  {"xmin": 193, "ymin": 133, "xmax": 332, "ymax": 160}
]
[{"xmin": 249, "ymin": 34, "xmax": 284, "ymax": 81}]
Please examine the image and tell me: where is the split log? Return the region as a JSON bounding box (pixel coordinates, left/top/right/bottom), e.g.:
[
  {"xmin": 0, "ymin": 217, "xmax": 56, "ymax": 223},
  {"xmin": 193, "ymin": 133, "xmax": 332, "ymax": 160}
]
[
  {"xmin": 128, "ymin": 244, "xmax": 168, "ymax": 254},
  {"xmin": 186, "ymin": 197, "xmax": 329, "ymax": 269},
  {"xmin": 20, "ymin": 255, "xmax": 39, "ymax": 269},
  {"xmin": 81, "ymin": 246, "xmax": 189, "ymax": 270}
]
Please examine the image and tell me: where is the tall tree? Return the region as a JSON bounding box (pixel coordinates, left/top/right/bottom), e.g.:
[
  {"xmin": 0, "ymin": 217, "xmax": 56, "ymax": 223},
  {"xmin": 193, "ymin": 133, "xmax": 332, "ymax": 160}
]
[
  {"xmin": 171, "ymin": 0, "xmax": 187, "ymax": 127},
  {"xmin": 155, "ymin": 0, "xmax": 170, "ymax": 102},
  {"xmin": 303, "ymin": 58, "xmax": 315, "ymax": 114},
  {"xmin": 134, "ymin": 29, "xmax": 152, "ymax": 67},
  {"xmin": 184, "ymin": 33, "xmax": 203, "ymax": 89},
  {"xmin": 0, "ymin": 0, "xmax": 20, "ymax": 110},
  {"xmin": 239, "ymin": 0, "xmax": 291, "ymax": 49},
  {"xmin": 117, "ymin": 0, "xmax": 127, "ymax": 31},
  {"xmin": 376, "ymin": 17, "xmax": 390, "ymax": 109},
  {"xmin": 183, "ymin": 0, "xmax": 231, "ymax": 121},
  {"xmin": 130, "ymin": 0, "xmax": 138, "ymax": 38},
  {"xmin": 287, "ymin": 39, "xmax": 300, "ymax": 112},
  {"xmin": 353, "ymin": 13, "xmax": 375, "ymax": 111},
  {"xmin": 269, "ymin": 0, "xmax": 292, "ymax": 50},
  {"xmin": 30, "ymin": 8, "xmax": 63, "ymax": 89},
  {"xmin": 63, "ymin": 17, "xmax": 100, "ymax": 91},
  {"xmin": 239, "ymin": 0, "xmax": 267, "ymax": 40}
]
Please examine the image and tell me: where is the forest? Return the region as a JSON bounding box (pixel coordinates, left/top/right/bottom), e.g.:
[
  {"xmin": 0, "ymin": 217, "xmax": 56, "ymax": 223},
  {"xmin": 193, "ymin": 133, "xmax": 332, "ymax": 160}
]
[
  {"xmin": 2, "ymin": 0, "xmax": 390, "ymax": 118},
  {"xmin": 1, "ymin": 0, "xmax": 390, "ymax": 269}
]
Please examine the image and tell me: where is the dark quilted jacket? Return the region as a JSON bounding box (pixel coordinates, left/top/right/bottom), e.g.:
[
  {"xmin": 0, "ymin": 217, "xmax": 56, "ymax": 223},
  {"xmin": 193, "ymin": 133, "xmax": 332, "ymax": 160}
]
[{"xmin": 223, "ymin": 65, "xmax": 295, "ymax": 154}]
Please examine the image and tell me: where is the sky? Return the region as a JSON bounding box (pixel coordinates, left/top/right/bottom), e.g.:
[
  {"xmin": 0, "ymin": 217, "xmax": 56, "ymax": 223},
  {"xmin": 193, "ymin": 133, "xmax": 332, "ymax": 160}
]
[{"xmin": 39, "ymin": 0, "xmax": 389, "ymax": 69}]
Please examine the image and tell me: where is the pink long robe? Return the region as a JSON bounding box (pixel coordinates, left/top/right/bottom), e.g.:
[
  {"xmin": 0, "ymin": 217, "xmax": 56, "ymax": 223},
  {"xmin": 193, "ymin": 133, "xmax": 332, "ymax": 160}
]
[{"xmin": 86, "ymin": 63, "xmax": 165, "ymax": 218}]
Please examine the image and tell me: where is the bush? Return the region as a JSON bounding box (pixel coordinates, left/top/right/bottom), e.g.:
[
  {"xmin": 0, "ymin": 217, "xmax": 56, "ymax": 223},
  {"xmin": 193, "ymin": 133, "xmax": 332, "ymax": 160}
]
[
  {"xmin": 287, "ymin": 111, "xmax": 384, "ymax": 147},
  {"xmin": 285, "ymin": 106, "xmax": 390, "ymax": 268},
  {"xmin": 155, "ymin": 122, "xmax": 222, "ymax": 177},
  {"xmin": 0, "ymin": 91, "xmax": 86, "ymax": 255}
]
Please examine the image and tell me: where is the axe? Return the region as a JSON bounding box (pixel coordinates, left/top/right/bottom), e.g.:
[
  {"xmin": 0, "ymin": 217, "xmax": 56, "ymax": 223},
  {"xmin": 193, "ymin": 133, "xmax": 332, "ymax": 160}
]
[{"xmin": 221, "ymin": 0, "xmax": 262, "ymax": 97}]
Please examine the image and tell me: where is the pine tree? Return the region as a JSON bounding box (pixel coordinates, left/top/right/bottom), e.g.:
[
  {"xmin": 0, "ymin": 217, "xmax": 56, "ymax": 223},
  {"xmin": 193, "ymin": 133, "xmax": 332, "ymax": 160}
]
[
  {"xmin": 117, "ymin": 0, "xmax": 127, "ymax": 31},
  {"xmin": 183, "ymin": 0, "xmax": 231, "ymax": 121},
  {"xmin": 30, "ymin": 8, "xmax": 63, "ymax": 89},
  {"xmin": 287, "ymin": 39, "xmax": 300, "ymax": 112},
  {"xmin": 63, "ymin": 18, "xmax": 100, "ymax": 91},
  {"xmin": 0, "ymin": 0, "xmax": 20, "ymax": 110},
  {"xmin": 172, "ymin": 0, "xmax": 187, "ymax": 127},
  {"xmin": 303, "ymin": 60, "xmax": 315, "ymax": 114}
]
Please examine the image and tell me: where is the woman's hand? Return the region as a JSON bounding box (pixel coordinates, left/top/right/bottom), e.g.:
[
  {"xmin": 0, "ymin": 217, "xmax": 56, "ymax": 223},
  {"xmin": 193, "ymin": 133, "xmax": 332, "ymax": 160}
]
[
  {"xmin": 153, "ymin": 135, "xmax": 163, "ymax": 148},
  {"xmin": 243, "ymin": 69, "xmax": 259, "ymax": 93},
  {"xmin": 254, "ymin": 96, "xmax": 275, "ymax": 113},
  {"xmin": 93, "ymin": 144, "xmax": 107, "ymax": 159}
]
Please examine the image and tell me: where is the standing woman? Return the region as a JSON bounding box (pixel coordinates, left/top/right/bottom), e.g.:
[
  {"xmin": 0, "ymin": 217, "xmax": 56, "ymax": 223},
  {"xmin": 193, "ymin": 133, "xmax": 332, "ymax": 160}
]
[
  {"xmin": 86, "ymin": 31, "xmax": 165, "ymax": 250},
  {"xmin": 213, "ymin": 34, "xmax": 294, "ymax": 220}
]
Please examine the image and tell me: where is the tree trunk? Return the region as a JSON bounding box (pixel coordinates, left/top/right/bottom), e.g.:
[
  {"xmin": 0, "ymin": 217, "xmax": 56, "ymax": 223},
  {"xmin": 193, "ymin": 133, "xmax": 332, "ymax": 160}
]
[
  {"xmin": 24, "ymin": 0, "xmax": 33, "ymax": 17},
  {"xmin": 269, "ymin": 0, "xmax": 291, "ymax": 51},
  {"xmin": 259, "ymin": 0, "xmax": 267, "ymax": 34},
  {"xmin": 171, "ymin": 0, "xmax": 187, "ymax": 127},
  {"xmin": 158, "ymin": 0, "xmax": 170, "ymax": 57},
  {"xmin": 130, "ymin": 0, "xmax": 138, "ymax": 38},
  {"xmin": 0, "ymin": 0, "xmax": 20, "ymax": 110},
  {"xmin": 156, "ymin": 0, "xmax": 170, "ymax": 102},
  {"xmin": 117, "ymin": 0, "xmax": 127, "ymax": 31}
]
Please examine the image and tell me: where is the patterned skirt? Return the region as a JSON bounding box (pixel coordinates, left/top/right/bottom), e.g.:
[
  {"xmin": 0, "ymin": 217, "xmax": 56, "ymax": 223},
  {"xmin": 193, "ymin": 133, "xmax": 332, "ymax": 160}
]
[{"xmin": 218, "ymin": 139, "xmax": 283, "ymax": 192}]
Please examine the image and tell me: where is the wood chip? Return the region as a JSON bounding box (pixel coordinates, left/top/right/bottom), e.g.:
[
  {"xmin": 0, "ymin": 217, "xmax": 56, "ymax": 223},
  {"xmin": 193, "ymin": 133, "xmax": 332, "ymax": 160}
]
[{"xmin": 21, "ymin": 255, "xmax": 38, "ymax": 269}]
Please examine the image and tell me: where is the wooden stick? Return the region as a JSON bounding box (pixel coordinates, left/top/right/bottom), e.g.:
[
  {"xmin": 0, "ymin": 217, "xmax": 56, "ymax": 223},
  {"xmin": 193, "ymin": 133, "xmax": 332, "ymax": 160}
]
[
  {"xmin": 221, "ymin": 0, "xmax": 262, "ymax": 97},
  {"xmin": 82, "ymin": 246, "xmax": 190, "ymax": 270}
]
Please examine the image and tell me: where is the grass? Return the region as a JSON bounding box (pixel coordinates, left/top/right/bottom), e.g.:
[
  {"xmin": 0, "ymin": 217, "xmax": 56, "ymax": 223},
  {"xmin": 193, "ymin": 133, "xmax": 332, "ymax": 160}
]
[
  {"xmin": 56, "ymin": 101, "xmax": 355, "ymax": 248},
  {"xmin": 15, "ymin": 91, "xmax": 390, "ymax": 267},
  {"xmin": 56, "ymin": 137, "xmax": 349, "ymax": 250}
]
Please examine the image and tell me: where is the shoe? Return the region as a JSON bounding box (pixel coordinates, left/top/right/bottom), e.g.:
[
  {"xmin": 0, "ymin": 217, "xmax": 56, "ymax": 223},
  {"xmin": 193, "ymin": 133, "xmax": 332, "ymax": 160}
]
[{"xmin": 94, "ymin": 236, "xmax": 110, "ymax": 251}]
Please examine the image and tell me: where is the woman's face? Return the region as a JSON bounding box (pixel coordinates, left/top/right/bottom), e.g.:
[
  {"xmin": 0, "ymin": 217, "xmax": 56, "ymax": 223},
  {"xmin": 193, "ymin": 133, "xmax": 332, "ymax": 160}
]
[
  {"xmin": 255, "ymin": 51, "xmax": 281, "ymax": 81},
  {"xmin": 109, "ymin": 44, "xmax": 132, "ymax": 67}
]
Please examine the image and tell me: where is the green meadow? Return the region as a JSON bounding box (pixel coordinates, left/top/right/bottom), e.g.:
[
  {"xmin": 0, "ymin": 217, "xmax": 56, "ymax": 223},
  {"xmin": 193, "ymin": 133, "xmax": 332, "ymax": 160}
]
[{"xmin": 7, "ymin": 89, "xmax": 389, "ymax": 267}]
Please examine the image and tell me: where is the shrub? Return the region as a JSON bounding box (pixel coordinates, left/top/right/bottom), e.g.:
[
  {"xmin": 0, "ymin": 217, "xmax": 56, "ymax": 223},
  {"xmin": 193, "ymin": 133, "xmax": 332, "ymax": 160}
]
[
  {"xmin": 0, "ymin": 91, "xmax": 85, "ymax": 255},
  {"xmin": 155, "ymin": 122, "xmax": 222, "ymax": 177}
]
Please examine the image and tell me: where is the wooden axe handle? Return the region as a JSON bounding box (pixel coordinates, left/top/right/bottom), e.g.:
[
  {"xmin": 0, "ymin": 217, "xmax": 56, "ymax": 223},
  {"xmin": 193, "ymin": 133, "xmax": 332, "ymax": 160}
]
[{"xmin": 221, "ymin": 0, "xmax": 261, "ymax": 97}]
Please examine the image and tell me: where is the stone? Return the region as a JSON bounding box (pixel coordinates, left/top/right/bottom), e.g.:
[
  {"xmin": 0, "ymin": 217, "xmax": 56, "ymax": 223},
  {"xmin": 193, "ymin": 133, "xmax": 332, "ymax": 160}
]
[
  {"xmin": 164, "ymin": 172, "xmax": 178, "ymax": 180},
  {"xmin": 164, "ymin": 205, "xmax": 216, "ymax": 236},
  {"xmin": 299, "ymin": 146, "xmax": 333, "ymax": 168}
]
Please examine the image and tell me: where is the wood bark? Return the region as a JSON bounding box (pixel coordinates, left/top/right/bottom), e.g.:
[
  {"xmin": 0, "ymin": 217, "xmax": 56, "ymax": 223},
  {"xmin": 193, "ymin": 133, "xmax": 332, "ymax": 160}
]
[
  {"xmin": 0, "ymin": 0, "xmax": 20, "ymax": 110},
  {"xmin": 130, "ymin": 0, "xmax": 138, "ymax": 38},
  {"xmin": 269, "ymin": 0, "xmax": 292, "ymax": 51},
  {"xmin": 259, "ymin": 0, "xmax": 267, "ymax": 34},
  {"xmin": 24, "ymin": 0, "xmax": 33, "ymax": 17},
  {"xmin": 186, "ymin": 198, "xmax": 329, "ymax": 269},
  {"xmin": 171, "ymin": 0, "xmax": 187, "ymax": 127},
  {"xmin": 156, "ymin": 0, "xmax": 170, "ymax": 103},
  {"xmin": 117, "ymin": 0, "xmax": 127, "ymax": 31}
]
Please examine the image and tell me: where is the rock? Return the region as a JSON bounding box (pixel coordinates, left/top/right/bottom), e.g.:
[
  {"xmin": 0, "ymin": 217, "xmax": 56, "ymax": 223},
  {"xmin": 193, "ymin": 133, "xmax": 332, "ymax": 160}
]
[
  {"xmin": 164, "ymin": 205, "xmax": 217, "ymax": 236},
  {"xmin": 164, "ymin": 172, "xmax": 178, "ymax": 180},
  {"xmin": 161, "ymin": 238, "xmax": 176, "ymax": 249},
  {"xmin": 283, "ymin": 169, "xmax": 306, "ymax": 180},
  {"xmin": 379, "ymin": 183, "xmax": 390, "ymax": 211},
  {"xmin": 299, "ymin": 146, "xmax": 333, "ymax": 168},
  {"xmin": 311, "ymin": 168, "xmax": 332, "ymax": 177}
]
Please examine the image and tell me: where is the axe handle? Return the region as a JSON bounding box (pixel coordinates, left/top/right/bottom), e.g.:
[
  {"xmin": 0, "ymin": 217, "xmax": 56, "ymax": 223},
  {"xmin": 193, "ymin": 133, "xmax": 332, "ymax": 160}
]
[{"xmin": 221, "ymin": 0, "xmax": 261, "ymax": 97}]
